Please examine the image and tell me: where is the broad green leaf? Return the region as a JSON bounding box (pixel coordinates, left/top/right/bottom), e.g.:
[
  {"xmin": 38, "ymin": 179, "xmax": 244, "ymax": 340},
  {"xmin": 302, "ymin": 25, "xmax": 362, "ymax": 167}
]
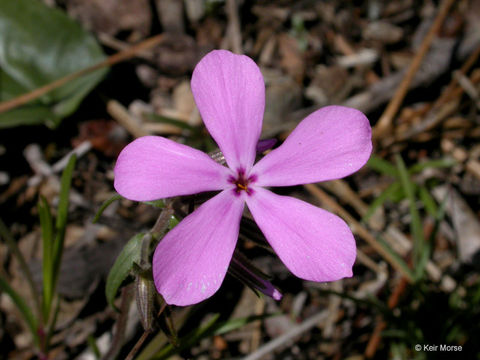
[
  {"xmin": 93, "ymin": 194, "xmax": 123, "ymax": 223},
  {"xmin": 105, "ymin": 233, "xmax": 144, "ymax": 310},
  {"xmin": 0, "ymin": 275, "xmax": 38, "ymax": 343},
  {"xmin": 0, "ymin": 0, "xmax": 107, "ymax": 128}
]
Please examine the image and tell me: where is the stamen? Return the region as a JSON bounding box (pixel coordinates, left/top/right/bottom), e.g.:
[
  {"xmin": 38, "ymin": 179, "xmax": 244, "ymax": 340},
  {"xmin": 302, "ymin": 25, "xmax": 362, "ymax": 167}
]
[{"xmin": 230, "ymin": 168, "xmax": 256, "ymax": 196}]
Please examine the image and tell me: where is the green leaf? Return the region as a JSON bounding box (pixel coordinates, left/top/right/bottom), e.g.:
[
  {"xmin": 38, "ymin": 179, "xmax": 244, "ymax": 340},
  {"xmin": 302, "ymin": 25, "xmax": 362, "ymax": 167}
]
[
  {"xmin": 408, "ymin": 158, "xmax": 456, "ymax": 174},
  {"xmin": 43, "ymin": 154, "xmax": 76, "ymax": 321},
  {"xmin": 0, "ymin": 0, "xmax": 107, "ymax": 128},
  {"xmin": 376, "ymin": 236, "xmax": 415, "ymax": 283},
  {"xmin": 168, "ymin": 214, "xmax": 179, "ymax": 229},
  {"xmin": 93, "ymin": 194, "xmax": 123, "ymax": 223},
  {"xmin": 52, "ymin": 154, "xmax": 76, "ymax": 268},
  {"xmin": 105, "ymin": 233, "xmax": 144, "ymax": 310},
  {"xmin": 154, "ymin": 314, "xmax": 221, "ymax": 359},
  {"xmin": 395, "ymin": 154, "xmax": 426, "ymax": 281},
  {"xmin": 213, "ymin": 313, "xmax": 277, "ymax": 335},
  {"xmin": 144, "ymin": 199, "xmax": 166, "ymax": 208},
  {"xmin": 361, "ymin": 182, "xmax": 400, "ymax": 224},
  {"xmin": 38, "ymin": 196, "xmax": 54, "ymax": 320},
  {"xmin": 418, "ymin": 186, "xmax": 438, "ymax": 218},
  {"xmin": 0, "ymin": 275, "xmax": 38, "ymax": 344},
  {"xmin": 367, "ymin": 155, "xmax": 398, "ymax": 177}
]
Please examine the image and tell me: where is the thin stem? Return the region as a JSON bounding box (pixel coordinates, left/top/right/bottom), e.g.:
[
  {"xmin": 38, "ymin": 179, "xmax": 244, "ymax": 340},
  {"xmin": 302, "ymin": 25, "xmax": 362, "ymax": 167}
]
[
  {"xmin": 125, "ymin": 331, "xmax": 150, "ymax": 360},
  {"xmin": 125, "ymin": 302, "xmax": 167, "ymax": 360}
]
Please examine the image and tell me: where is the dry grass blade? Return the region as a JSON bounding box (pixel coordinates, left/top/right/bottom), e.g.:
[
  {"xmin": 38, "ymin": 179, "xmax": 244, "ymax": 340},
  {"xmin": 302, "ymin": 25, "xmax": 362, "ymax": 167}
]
[{"xmin": 373, "ymin": 0, "xmax": 457, "ymax": 138}]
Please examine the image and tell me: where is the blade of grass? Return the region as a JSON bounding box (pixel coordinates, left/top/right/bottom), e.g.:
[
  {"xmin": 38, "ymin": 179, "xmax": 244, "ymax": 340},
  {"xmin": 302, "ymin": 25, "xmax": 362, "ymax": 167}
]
[
  {"xmin": 154, "ymin": 314, "xmax": 221, "ymax": 359},
  {"xmin": 0, "ymin": 218, "xmax": 41, "ymax": 318},
  {"xmin": 92, "ymin": 193, "xmax": 122, "ymax": 223},
  {"xmin": 395, "ymin": 154, "xmax": 426, "ymax": 281},
  {"xmin": 361, "ymin": 182, "xmax": 400, "ymax": 224},
  {"xmin": 376, "ymin": 235, "xmax": 416, "ymax": 282},
  {"xmin": 0, "ymin": 275, "xmax": 39, "ymax": 344},
  {"xmin": 38, "ymin": 197, "xmax": 54, "ymax": 321},
  {"xmin": 367, "ymin": 155, "xmax": 399, "ymax": 177},
  {"xmin": 44, "ymin": 154, "xmax": 76, "ymax": 321},
  {"xmin": 408, "ymin": 157, "xmax": 456, "ymax": 174},
  {"xmin": 418, "ymin": 186, "xmax": 438, "ymax": 218}
]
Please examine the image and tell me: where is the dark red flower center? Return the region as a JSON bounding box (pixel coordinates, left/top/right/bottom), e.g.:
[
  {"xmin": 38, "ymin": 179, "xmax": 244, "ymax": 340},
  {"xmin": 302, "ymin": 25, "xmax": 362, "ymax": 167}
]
[{"xmin": 229, "ymin": 169, "xmax": 257, "ymax": 196}]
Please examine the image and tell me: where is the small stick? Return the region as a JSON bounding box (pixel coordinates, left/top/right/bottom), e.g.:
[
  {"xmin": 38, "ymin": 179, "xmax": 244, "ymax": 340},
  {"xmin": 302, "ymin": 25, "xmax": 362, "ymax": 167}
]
[
  {"xmin": 0, "ymin": 34, "xmax": 165, "ymax": 114},
  {"xmin": 107, "ymin": 100, "xmax": 150, "ymax": 138},
  {"xmin": 225, "ymin": 0, "xmax": 243, "ymax": 54},
  {"xmin": 365, "ymin": 277, "xmax": 408, "ymax": 358},
  {"xmin": 373, "ymin": 0, "xmax": 456, "ymax": 138},
  {"xmin": 453, "ymin": 70, "xmax": 480, "ymax": 110},
  {"xmin": 242, "ymin": 310, "xmax": 328, "ymax": 360}
]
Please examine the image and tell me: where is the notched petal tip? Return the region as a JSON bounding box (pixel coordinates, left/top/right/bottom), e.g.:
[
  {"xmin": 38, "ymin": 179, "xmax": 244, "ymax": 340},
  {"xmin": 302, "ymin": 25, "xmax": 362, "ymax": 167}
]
[
  {"xmin": 191, "ymin": 50, "xmax": 265, "ymax": 172},
  {"xmin": 253, "ymin": 105, "xmax": 372, "ymax": 187},
  {"xmin": 246, "ymin": 188, "xmax": 356, "ymax": 283},
  {"xmin": 152, "ymin": 190, "xmax": 245, "ymax": 306}
]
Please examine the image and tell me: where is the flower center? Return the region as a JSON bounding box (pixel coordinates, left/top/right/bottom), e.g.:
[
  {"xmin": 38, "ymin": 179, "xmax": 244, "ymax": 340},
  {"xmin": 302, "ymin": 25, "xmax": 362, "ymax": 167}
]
[{"xmin": 229, "ymin": 169, "xmax": 257, "ymax": 196}]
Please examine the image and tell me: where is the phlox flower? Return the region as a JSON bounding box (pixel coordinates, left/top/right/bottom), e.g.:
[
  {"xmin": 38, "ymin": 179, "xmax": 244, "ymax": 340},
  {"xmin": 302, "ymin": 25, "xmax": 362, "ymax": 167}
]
[{"xmin": 114, "ymin": 50, "xmax": 372, "ymax": 306}]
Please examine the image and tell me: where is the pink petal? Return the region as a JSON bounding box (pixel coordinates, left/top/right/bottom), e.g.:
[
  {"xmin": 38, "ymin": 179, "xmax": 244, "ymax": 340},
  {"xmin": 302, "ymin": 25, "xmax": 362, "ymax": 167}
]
[
  {"xmin": 252, "ymin": 106, "xmax": 372, "ymax": 187},
  {"xmin": 153, "ymin": 190, "xmax": 245, "ymax": 306},
  {"xmin": 246, "ymin": 187, "xmax": 356, "ymax": 282},
  {"xmin": 191, "ymin": 50, "xmax": 265, "ymax": 172},
  {"xmin": 114, "ymin": 136, "xmax": 230, "ymax": 201}
]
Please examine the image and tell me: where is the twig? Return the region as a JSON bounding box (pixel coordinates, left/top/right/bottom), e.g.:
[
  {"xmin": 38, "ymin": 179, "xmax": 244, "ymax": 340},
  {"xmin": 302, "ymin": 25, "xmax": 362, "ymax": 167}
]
[
  {"xmin": 107, "ymin": 100, "xmax": 150, "ymax": 138},
  {"xmin": 373, "ymin": 0, "xmax": 456, "ymax": 138},
  {"xmin": 365, "ymin": 277, "xmax": 408, "ymax": 358},
  {"xmin": 453, "ymin": 70, "xmax": 480, "ymax": 110},
  {"xmin": 242, "ymin": 310, "xmax": 328, "ymax": 360},
  {"xmin": 51, "ymin": 141, "xmax": 92, "ymax": 173},
  {"xmin": 225, "ymin": 0, "xmax": 243, "ymax": 54},
  {"xmin": 0, "ymin": 34, "xmax": 165, "ymax": 114}
]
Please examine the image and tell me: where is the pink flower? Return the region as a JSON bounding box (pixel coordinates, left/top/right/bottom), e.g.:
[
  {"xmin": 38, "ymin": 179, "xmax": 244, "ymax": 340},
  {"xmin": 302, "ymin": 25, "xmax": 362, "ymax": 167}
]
[{"xmin": 114, "ymin": 50, "xmax": 372, "ymax": 306}]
